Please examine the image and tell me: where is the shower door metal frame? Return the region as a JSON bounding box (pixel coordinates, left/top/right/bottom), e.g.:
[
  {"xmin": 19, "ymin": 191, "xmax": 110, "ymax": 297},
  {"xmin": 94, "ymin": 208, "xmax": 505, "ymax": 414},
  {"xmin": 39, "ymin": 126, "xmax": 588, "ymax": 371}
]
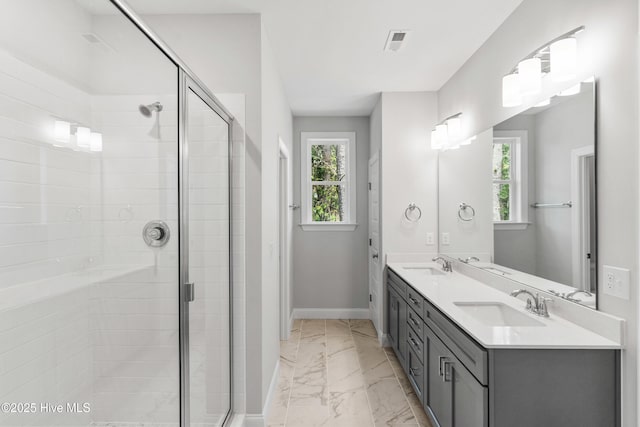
[
  {"xmin": 108, "ymin": 1, "xmax": 235, "ymax": 426},
  {"xmin": 179, "ymin": 71, "xmax": 235, "ymax": 427}
]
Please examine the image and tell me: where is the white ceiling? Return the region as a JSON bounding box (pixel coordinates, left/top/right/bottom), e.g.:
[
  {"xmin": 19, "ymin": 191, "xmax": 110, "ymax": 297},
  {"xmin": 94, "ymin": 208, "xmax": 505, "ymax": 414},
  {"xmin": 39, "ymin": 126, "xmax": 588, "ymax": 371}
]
[{"xmin": 84, "ymin": 0, "xmax": 524, "ymax": 115}]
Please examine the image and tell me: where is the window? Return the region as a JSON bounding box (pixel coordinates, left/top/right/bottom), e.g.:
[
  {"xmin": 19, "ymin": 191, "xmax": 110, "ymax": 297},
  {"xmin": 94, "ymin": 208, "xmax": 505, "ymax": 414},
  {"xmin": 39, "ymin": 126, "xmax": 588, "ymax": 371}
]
[
  {"xmin": 300, "ymin": 132, "xmax": 357, "ymax": 231},
  {"xmin": 492, "ymin": 130, "xmax": 528, "ymax": 230}
]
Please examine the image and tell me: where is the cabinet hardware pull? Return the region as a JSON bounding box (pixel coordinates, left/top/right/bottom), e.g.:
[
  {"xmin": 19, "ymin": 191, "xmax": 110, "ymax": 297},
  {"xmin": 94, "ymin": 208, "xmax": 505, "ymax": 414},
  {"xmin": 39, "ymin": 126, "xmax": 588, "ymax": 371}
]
[
  {"xmin": 410, "ymin": 367, "xmax": 422, "ymax": 376},
  {"xmin": 442, "ymin": 360, "xmax": 453, "ymax": 382},
  {"xmin": 439, "ymin": 356, "xmax": 448, "ymax": 376},
  {"xmin": 409, "ymin": 296, "xmax": 419, "ymax": 305},
  {"xmin": 409, "ymin": 315, "xmax": 419, "ymax": 326},
  {"xmin": 410, "ymin": 338, "xmax": 420, "ymax": 349}
]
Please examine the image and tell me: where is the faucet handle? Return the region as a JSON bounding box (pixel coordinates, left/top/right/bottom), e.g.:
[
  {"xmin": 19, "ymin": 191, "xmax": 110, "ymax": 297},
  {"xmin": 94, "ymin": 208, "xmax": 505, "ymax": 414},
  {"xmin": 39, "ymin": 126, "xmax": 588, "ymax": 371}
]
[{"xmin": 538, "ymin": 297, "xmax": 553, "ymax": 317}]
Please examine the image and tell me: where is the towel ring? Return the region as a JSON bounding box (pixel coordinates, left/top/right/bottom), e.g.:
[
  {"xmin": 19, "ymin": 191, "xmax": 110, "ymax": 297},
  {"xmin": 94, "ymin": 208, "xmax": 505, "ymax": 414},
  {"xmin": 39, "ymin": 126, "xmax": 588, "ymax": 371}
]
[
  {"xmin": 458, "ymin": 202, "xmax": 475, "ymax": 222},
  {"xmin": 405, "ymin": 203, "xmax": 422, "ymax": 222}
]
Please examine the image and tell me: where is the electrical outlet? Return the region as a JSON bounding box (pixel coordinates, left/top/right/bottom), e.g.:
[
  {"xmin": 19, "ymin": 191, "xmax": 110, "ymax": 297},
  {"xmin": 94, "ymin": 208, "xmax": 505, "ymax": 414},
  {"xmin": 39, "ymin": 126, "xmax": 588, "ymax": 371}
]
[
  {"xmin": 603, "ymin": 265, "xmax": 630, "ymax": 300},
  {"xmin": 441, "ymin": 232, "xmax": 450, "ymax": 246},
  {"xmin": 426, "ymin": 232, "xmax": 435, "ymax": 245}
]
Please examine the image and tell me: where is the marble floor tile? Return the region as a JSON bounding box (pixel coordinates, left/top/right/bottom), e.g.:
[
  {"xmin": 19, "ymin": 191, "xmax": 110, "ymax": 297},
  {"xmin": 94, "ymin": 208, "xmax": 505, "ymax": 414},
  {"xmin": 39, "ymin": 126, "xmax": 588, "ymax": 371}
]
[
  {"xmin": 286, "ymin": 404, "xmax": 331, "ymax": 426},
  {"xmin": 267, "ymin": 319, "xmax": 432, "ymax": 427},
  {"xmin": 326, "ymin": 319, "xmax": 351, "ymax": 336},
  {"xmin": 327, "ymin": 348, "xmax": 364, "ymax": 393},
  {"xmin": 367, "ymin": 379, "xmax": 417, "ymax": 426},
  {"xmin": 301, "ymin": 319, "xmax": 327, "ymax": 343},
  {"xmin": 349, "ymin": 319, "xmax": 378, "ymax": 338}
]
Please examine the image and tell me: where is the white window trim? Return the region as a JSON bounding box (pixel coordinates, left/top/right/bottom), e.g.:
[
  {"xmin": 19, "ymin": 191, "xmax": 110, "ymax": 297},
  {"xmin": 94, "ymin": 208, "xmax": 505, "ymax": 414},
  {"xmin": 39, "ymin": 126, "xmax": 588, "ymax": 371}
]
[
  {"xmin": 493, "ymin": 130, "xmax": 529, "ymax": 230},
  {"xmin": 300, "ymin": 131, "xmax": 357, "ymax": 231}
]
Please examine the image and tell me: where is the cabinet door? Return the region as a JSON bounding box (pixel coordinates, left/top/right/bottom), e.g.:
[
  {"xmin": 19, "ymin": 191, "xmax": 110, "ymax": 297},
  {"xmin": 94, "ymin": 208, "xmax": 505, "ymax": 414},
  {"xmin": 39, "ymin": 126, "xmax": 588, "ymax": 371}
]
[
  {"xmin": 397, "ymin": 294, "xmax": 408, "ymax": 369},
  {"xmin": 425, "ymin": 327, "xmax": 453, "ymax": 427},
  {"xmin": 451, "ymin": 359, "xmax": 488, "ymax": 427},
  {"xmin": 387, "ymin": 287, "xmax": 399, "ymax": 350}
]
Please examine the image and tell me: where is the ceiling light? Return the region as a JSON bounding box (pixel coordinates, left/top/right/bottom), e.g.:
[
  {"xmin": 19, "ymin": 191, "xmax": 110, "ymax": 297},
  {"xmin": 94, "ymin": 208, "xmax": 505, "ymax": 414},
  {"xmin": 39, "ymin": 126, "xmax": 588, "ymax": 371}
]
[
  {"xmin": 518, "ymin": 57, "xmax": 542, "ymax": 96},
  {"xmin": 502, "ymin": 74, "xmax": 522, "ymax": 107},
  {"xmin": 550, "ymin": 37, "xmax": 578, "ymax": 82}
]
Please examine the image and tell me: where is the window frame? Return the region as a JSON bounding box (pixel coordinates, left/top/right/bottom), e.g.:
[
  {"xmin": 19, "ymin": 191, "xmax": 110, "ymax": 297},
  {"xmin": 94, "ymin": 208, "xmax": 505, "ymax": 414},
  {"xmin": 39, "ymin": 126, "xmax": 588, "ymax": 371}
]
[
  {"xmin": 300, "ymin": 131, "xmax": 357, "ymax": 231},
  {"xmin": 493, "ymin": 130, "xmax": 529, "ymax": 231}
]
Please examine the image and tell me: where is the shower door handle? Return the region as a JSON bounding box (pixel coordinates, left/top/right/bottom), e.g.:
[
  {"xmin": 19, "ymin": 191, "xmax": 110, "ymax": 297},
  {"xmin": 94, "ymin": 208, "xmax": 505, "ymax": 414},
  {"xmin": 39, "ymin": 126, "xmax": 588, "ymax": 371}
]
[{"xmin": 184, "ymin": 282, "xmax": 195, "ymax": 302}]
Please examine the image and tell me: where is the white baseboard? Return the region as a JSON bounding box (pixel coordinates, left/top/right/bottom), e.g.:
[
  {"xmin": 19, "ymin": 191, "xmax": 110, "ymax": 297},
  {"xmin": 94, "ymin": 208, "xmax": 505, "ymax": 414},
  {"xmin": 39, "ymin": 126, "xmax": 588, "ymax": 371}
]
[
  {"xmin": 379, "ymin": 333, "xmax": 390, "ymax": 347},
  {"xmin": 262, "ymin": 359, "xmax": 280, "ymax": 423},
  {"xmin": 243, "ymin": 414, "xmax": 265, "ymax": 427},
  {"xmin": 292, "ymin": 308, "xmax": 370, "ymax": 319},
  {"xmin": 241, "ymin": 360, "xmax": 280, "ymax": 427},
  {"xmin": 289, "ymin": 312, "xmax": 295, "ymax": 332}
]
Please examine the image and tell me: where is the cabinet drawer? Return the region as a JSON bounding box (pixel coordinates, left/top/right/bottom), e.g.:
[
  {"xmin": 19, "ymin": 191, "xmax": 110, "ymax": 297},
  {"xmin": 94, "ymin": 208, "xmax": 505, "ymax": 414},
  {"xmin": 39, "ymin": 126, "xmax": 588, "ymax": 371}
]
[
  {"xmin": 406, "ymin": 287, "xmax": 423, "ymax": 313},
  {"xmin": 407, "ymin": 326, "xmax": 424, "ymax": 362},
  {"xmin": 407, "ymin": 345, "xmax": 425, "ymax": 403},
  {"xmin": 424, "ymin": 300, "xmax": 488, "ymax": 385},
  {"xmin": 387, "ymin": 268, "xmax": 407, "ymax": 299},
  {"xmin": 407, "ymin": 307, "xmax": 423, "ymax": 336}
]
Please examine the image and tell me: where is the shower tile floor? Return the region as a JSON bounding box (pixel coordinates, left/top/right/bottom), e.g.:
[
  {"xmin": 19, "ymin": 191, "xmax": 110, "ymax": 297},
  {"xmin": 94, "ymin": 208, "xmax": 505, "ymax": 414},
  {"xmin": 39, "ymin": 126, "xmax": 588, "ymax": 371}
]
[{"xmin": 267, "ymin": 319, "xmax": 433, "ymax": 427}]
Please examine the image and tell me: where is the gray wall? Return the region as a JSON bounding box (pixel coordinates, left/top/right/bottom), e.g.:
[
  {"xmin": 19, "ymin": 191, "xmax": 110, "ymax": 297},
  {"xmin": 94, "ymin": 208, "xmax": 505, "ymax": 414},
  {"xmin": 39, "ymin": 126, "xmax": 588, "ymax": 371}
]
[
  {"xmin": 292, "ymin": 117, "xmax": 370, "ymax": 310},
  {"xmin": 534, "ymin": 90, "xmax": 594, "ymax": 285},
  {"xmin": 436, "ymin": 0, "xmax": 638, "ymax": 424}
]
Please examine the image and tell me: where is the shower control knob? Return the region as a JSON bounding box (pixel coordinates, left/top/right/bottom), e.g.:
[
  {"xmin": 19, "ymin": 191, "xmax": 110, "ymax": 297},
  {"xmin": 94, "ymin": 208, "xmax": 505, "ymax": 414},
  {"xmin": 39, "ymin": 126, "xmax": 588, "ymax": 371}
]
[{"xmin": 143, "ymin": 220, "xmax": 171, "ymax": 248}]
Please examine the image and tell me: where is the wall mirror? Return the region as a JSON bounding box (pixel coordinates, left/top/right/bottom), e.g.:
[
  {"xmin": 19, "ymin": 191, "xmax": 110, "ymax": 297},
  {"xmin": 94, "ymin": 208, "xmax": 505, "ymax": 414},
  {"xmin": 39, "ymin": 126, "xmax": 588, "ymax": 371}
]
[{"xmin": 438, "ymin": 78, "xmax": 597, "ymax": 308}]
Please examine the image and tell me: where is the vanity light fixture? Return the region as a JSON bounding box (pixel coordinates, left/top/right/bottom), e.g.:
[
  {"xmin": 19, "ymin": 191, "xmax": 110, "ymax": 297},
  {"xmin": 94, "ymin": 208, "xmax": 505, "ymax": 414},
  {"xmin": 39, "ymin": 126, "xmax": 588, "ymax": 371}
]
[
  {"xmin": 430, "ymin": 113, "xmax": 466, "ymax": 151},
  {"xmin": 559, "ymin": 83, "xmax": 581, "ymax": 97},
  {"xmin": 76, "ymin": 126, "xmax": 91, "ymax": 149},
  {"xmin": 518, "ymin": 57, "xmax": 542, "ymax": 96},
  {"xmin": 502, "ymin": 74, "xmax": 522, "ymax": 107},
  {"xmin": 53, "ymin": 120, "xmax": 71, "ymax": 144},
  {"xmin": 52, "ymin": 118, "xmax": 102, "ymax": 152},
  {"xmin": 90, "ymin": 132, "xmax": 103, "ymax": 152},
  {"xmin": 501, "ymin": 26, "xmax": 584, "ymax": 107},
  {"xmin": 535, "ymin": 98, "xmax": 551, "ymax": 107},
  {"xmin": 550, "ymin": 37, "xmax": 578, "ymax": 82}
]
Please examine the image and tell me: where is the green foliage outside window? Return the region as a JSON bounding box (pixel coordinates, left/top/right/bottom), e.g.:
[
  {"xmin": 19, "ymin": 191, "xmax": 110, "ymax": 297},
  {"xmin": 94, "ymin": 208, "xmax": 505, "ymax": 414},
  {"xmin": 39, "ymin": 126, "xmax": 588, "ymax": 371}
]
[
  {"xmin": 311, "ymin": 144, "xmax": 346, "ymax": 222},
  {"xmin": 492, "ymin": 143, "xmax": 511, "ymax": 221}
]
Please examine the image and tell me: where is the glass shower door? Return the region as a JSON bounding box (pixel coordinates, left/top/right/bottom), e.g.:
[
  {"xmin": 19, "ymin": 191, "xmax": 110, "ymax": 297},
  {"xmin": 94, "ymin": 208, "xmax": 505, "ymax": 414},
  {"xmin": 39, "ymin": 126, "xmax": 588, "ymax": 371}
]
[{"xmin": 183, "ymin": 79, "xmax": 231, "ymax": 426}]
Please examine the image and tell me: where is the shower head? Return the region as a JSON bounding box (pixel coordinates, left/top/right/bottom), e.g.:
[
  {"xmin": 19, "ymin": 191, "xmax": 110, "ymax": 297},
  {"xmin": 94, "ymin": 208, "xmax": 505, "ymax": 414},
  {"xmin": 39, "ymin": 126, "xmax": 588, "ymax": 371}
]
[{"xmin": 139, "ymin": 101, "xmax": 163, "ymax": 117}]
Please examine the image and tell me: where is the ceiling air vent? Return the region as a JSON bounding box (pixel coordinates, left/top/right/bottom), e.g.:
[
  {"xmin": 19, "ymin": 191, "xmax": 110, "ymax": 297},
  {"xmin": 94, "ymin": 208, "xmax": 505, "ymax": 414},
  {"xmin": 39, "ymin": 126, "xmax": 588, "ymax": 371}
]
[{"xmin": 384, "ymin": 30, "xmax": 410, "ymax": 52}]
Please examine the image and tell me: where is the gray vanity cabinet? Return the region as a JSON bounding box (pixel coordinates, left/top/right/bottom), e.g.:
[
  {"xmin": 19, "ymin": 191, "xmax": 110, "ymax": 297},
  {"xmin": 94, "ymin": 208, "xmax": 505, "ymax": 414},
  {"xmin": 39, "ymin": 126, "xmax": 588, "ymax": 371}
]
[
  {"xmin": 386, "ymin": 268, "xmax": 620, "ymax": 427},
  {"xmin": 387, "ymin": 275, "xmax": 408, "ymax": 368},
  {"xmin": 424, "ymin": 324, "xmax": 488, "ymax": 427}
]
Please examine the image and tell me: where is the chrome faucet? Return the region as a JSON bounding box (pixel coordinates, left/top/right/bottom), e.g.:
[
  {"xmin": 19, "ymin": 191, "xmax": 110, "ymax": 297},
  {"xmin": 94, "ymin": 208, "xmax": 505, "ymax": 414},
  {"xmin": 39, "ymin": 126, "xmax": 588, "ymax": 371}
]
[
  {"xmin": 432, "ymin": 257, "xmax": 453, "ymax": 272},
  {"xmin": 564, "ymin": 289, "xmax": 593, "ymax": 302},
  {"xmin": 459, "ymin": 256, "xmax": 480, "ymax": 264},
  {"xmin": 510, "ymin": 289, "xmax": 552, "ymax": 317}
]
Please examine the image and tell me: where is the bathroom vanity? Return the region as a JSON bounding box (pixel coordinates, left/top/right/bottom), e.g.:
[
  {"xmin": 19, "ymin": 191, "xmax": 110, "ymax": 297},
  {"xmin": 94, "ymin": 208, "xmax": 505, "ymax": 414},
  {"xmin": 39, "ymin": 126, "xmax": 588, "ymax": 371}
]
[{"xmin": 386, "ymin": 264, "xmax": 620, "ymax": 427}]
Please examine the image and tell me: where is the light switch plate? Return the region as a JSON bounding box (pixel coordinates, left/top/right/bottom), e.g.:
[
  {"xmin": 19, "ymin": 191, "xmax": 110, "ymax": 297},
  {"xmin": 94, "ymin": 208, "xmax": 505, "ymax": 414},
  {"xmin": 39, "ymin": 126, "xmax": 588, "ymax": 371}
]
[
  {"xmin": 441, "ymin": 232, "xmax": 450, "ymax": 246},
  {"xmin": 426, "ymin": 232, "xmax": 435, "ymax": 245},
  {"xmin": 603, "ymin": 265, "xmax": 630, "ymax": 300}
]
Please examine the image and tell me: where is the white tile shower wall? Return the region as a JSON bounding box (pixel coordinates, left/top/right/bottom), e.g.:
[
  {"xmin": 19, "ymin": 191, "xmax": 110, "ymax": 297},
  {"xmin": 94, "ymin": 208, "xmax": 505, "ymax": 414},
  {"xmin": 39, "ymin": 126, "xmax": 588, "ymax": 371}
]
[
  {"xmin": 89, "ymin": 94, "xmax": 181, "ymax": 424},
  {"xmin": 0, "ymin": 50, "xmax": 95, "ymax": 426}
]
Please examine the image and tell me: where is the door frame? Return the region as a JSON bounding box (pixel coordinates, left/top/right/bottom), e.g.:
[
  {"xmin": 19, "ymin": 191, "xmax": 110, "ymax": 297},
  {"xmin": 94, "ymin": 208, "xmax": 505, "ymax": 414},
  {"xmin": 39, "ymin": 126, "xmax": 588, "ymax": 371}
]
[
  {"xmin": 368, "ymin": 151, "xmax": 381, "ymax": 334},
  {"xmin": 278, "ymin": 138, "xmax": 292, "ymax": 340},
  {"xmin": 179, "ymin": 70, "xmax": 235, "ymax": 426},
  {"xmin": 570, "ymin": 145, "xmax": 595, "ymax": 291}
]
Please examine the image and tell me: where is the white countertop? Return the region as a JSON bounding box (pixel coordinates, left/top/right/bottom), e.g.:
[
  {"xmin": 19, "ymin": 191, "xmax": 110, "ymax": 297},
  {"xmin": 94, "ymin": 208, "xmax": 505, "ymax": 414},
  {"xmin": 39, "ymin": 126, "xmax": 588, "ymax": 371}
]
[{"xmin": 387, "ymin": 262, "xmax": 621, "ymax": 349}]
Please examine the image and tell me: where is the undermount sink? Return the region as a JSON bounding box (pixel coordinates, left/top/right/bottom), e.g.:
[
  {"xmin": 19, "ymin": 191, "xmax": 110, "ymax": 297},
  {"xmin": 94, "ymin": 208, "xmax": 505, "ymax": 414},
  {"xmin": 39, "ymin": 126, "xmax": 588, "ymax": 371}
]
[
  {"xmin": 454, "ymin": 302, "xmax": 545, "ymax": 327},
  {"xmin": 402, "ymin": 266, "xmax": 445, "ymax": 276}
]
